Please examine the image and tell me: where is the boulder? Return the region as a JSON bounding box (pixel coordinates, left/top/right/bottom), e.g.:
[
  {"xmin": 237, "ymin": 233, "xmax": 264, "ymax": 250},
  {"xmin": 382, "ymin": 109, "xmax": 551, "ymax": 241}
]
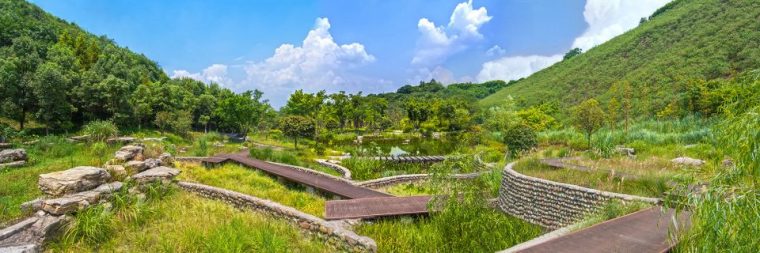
[
  {"xmin": 124, "ymin": 160, "xmax": 147, "ymax": 173},
  {"xmin": 41, "ymin": 191, "xmax": 100, "ymax": 215},
  {"xmin": 143, "ymin": 158, "xmax": 161, "ymax": 169},
  {"xmin": 104, "ymin": 165, "xmax": 127, "ymax": 178},
  {"xmin": 107, "ymin": 137, "xmax": 136, "ymax": 144},
  {"xmin": 615, "ymin": 147, "xmax": 636, "ymax": 156},
  {"xmin": 722, "ymin": 159, "xmax": 734, "ymax": 167},
  {"xmin": 92, "ymin": 182, "xmax": 123, "ymax": 195},
  {"xmin": 0, "ymin": 244, "xmax": 39, "ymax": 253},
  {"xmin": 0, "ymin": 142, "xmax": 12, "ymax": 149},
  {"xmin": 38, "ymin": 167, "xmax": 111, "ymax": 197},
  {"xmin": 19, "ymin": 198, "xmax": 44, "ymax": 213},
  {"xmin": 158, "ymin": 153, "xmax": 174, "ymax": 166},
  {"xmin": 130, "ymin": 166, "xmax": 180, "ymax": 184},
  {"xmin": 114, "ymin": 145, "xmax": 143, "ymax": 162},
  {"xmin": 0, "ymin": 160, "xmax": 26, "ymax": 169},
  {"xmin": 142, "ymin": 137, "xmax": 166, "ymax": 142},
  {"xmin": 0, "ymin": 149, "xmax": 27, "ymax": 163},
  {"xmin": 671, "ymin": 157, "xmax": 705, "ymax": 166}
]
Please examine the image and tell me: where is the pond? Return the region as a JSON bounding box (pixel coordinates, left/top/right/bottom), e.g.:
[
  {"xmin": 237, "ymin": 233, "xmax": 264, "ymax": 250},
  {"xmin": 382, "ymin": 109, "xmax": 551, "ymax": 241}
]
[{"xmin": 332, "ymin": 133, "xmax": 469, "ymax": 156}]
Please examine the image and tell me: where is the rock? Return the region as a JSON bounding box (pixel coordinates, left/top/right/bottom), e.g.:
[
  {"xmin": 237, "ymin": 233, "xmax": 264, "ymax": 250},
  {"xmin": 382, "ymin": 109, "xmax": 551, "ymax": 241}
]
[
  {"xmin": 722, "ymin": 159, "xmax": 734, "ymax": 167},
  {"xmin": 158, "ymin": 153, "xmax": 174, "ymax": 166},
  {"xmin": 130, "ymin": 166, "xmax": 180, "ymax": 184},
  {"xmin": 38, "ymin": 167, "xmax": 111, "ymax": 197},
  {"xmin": 0, "ymin": 244, "xmax": 39, "ymax": 253},
  {"xmin": 19, "ymin": 198, "xmax": 44, "ymax": 213},
  {"xmin": 615, "ymin": 147, "xmax": 636, "ymax": 156},
  {"xmin": 0, "ymin": 149, "xmax": 27, "ymax": 163},
  {"xmin": 114, "ymin": 145, "xmax": 143, "ymax": 162},
  {"xmin": 30, "ymin": 214, "xmax": 70, "ymax": 243},
  {"xmin": 68, "ymin": 135, "xmax": 90, "ymax": 142},
  {"xmin": 104, "ymin": 165, "xmax": 127, "ymax": 178},
  {"xmin": 143, "ymin": 158, "xmax": 160, "ymax": 169},
  {"xmin": 142, "ymin": 137, "xmax": 166, "ymax": 142},
  {"xmin": 107, "ymin": 137, "xmax": 136, "ymax": 144},
  {"xmin": 124, "ymin": 160, "xmax": 147, "ymax": 173},
  {"xmin": 41, "ymin": 191, "xmax": 100, "ymax": 215},
  {"xmin": 0, "ymin": 142, "xmax": 12, "ymax": 149},
  {"xmin": 0, "ymin": 160, "xmax": 26, "ymax": 169},
  {"xmin": 92, "ymin": 182, "xmax": 123, "ymax": 195},
  {"xmin": 671, "ymin": 157, "xmax": 705, "ymax": 166}
]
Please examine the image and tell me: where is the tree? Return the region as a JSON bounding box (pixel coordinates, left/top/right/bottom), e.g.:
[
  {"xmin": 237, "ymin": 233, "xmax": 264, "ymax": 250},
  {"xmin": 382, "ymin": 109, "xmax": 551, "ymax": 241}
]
[
  {"xmin": 607, "ymin": 97, "xmax": 621, "ymax": 131},
  {"xmin": 130, "ymin": 83, "xmax": 154, "ymax": 129},
  {"xmin": 214, "ymin": 91, "xmax": 261, "ymax": 135},
  {"xmin": 563, "ymin": 48, "xmax": 582, "ymax": 61},
  {"xmin": 502, "ymin": 124, "xmax": 537, "ymax": 157},
  {"xmin": 0, "ymin": 36, "xmax": 43, "ymax": 130},
  {"xmin": 573, "ymin": 99, "xmax": 607, "ymax": 148},
  {"xmin": 32, "ymin": 62, "xmax": 74, "ymax": 134},
  {"xmin": 278, "ymin": 115, "xmax": 315, "ymax": 149}
]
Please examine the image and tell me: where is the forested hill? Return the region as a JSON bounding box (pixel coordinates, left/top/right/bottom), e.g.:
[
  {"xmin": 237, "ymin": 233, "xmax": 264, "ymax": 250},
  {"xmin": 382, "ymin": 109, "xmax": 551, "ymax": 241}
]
[
  {"xmin": 479, "ymin": 0, "xmax": 760, "ymax": 118},
  {"xmin": 1, "ymin": 0, "xmax": 275, "ymax": 135}
]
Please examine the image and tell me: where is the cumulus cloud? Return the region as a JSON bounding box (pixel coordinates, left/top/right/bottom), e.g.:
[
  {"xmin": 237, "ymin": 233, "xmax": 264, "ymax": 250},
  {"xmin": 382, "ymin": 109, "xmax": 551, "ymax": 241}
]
[
  {"xmin": 476, "ymin": 54, "xmax": 562, "ymax": 82},
  {"xmin": 485, "ymin": 45, "xmax": 506, "ymax": 57},
  {"xmin": 572, "ymin": 0, "xmax": 670, "ymax": 51},
  {"xmin": 409, "ymin": 66, "xmax": 473, "ymax": 85},
  {"xmin": 242, "ymin": 18, "xmax": 376, "ymax": 95},
  {"xmin": 171, "ymin": 63, "xmax": 231, "ymax": 84},
  {"xmin": 412, "ymin": 0, "xmax": 491, "ymax": 66},
  {"xmin": 477, "ymin": 0, "xmax": 669, "ymax": 82}
]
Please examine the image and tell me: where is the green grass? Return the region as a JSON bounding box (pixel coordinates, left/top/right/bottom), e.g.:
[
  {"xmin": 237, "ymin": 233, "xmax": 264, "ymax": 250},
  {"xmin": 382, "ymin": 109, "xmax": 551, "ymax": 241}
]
[
  {"xmin": 341, "ymin": 158, "xmax": 431, "ymax": 181},
  {"xmin": 176, "ymin": 162, "xmax": 326, "ymax": 217},
  {"xmin": 0, "ymin": 138, "xmax": 119, "ymax": 226},
  {"xmin": 47, "ymin": 190, "xmax": 329, "ymax": 252},
  {"xmin": 513, "ymin": 158, "xmax": 668, "ymax": 198}
]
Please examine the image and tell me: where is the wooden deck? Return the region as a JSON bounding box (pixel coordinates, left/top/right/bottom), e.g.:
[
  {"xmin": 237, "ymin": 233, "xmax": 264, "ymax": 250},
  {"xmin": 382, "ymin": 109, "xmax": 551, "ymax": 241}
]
[
  {"xmin": 205, "ymin": 152, "xmax": 391, "ymax": 199},
  {"xmin": 325, "ymin": 196, "xmax": 433, "ymax": 220},
  {"xmin": 516, "ymin": 207, "xmax": 690, "ymax": 253}
]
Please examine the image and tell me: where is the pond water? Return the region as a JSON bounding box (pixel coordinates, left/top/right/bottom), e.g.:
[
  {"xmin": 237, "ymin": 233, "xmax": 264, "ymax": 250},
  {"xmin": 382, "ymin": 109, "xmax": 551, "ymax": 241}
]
[{"xmin": 333, "ymin": 134, "xmax": 467, "ymax": 156}]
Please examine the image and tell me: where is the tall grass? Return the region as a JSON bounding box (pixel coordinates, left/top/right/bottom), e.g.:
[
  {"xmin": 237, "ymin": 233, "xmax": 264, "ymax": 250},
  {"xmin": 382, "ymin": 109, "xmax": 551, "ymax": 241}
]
[
  {"xmin": 177, "ymin": 163, "xmax": 326, "ymax": 217},
  {"xmin": 81, "ymin": 120, "xmax": 119, "ymax": 142},
  {"xmin": 48, "ymin": 191, "xmax": 328, "ymax": 252}
]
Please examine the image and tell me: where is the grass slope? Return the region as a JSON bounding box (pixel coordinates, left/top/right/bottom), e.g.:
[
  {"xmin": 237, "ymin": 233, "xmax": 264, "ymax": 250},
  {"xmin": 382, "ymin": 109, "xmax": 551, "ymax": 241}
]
[{"xmin": 480, "ymin": 0, "xmax": 760, "ymax": 116}]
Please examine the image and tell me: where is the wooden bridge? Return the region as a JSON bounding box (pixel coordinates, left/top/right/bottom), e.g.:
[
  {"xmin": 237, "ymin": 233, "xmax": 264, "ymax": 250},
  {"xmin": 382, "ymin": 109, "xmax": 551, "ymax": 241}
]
[
  {"xmin": 325, "ymin": 196, "xmax": 433, "ymax": 220},
  {"xmin": 510, "ymin": 207, "xmax": 690, "ymax": 253},
  {"xmin": 202, "ymin": 152, "xmax": 390, "ymax": 199}
]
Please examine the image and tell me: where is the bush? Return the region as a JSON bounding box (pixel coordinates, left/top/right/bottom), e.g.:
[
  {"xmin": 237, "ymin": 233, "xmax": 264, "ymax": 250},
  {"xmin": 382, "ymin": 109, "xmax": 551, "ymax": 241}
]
[
  {"xmin": 502, "ymin": 124, "xmax": 537, "ymax": 157},
  {"xmin": 82, "ymin": 120, "xmax": 118, "ymax": 142}
]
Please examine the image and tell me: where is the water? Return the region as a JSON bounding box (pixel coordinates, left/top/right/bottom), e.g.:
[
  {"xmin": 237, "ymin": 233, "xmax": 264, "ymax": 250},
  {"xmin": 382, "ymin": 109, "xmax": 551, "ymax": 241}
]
[{"xmin": 333, "ymin": 134, "xmax": 465, "ymax": 156}]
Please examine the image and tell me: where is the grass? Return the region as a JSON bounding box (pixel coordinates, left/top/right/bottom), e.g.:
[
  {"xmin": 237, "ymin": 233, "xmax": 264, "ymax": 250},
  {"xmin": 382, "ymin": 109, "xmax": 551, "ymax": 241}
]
[
  {"xmin": 341, "ymin": 158, "xmax": 431, "ymax": 181},
  {"xmin": 513, "ymin": 158, "xmax": 668, "ymax": 198},
  {"xmin": 0, "ymin": 138, "xmax": 119, "ymax": 226},
  {"xmin": 47, "ymin": 189, "xmax": 329, "ymax": 252},
  {"xmin": 249, "ymin": 147, "xmax": 343, "ymax": 177},
  {"xmin": 176, "ymin": 162, "xmax": 326, "ymax": 217}
]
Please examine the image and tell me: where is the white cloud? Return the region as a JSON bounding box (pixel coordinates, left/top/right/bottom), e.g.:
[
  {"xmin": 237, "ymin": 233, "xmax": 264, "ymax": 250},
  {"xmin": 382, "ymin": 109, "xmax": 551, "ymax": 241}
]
[
  {"xmin": 171, "ymin": 63, "xmax": 231, "ymax": 84},
  {"xmin": 572, "ymin": 0, "xmax": 670, "ymax": 51},
  {"xmin": 485, "ymin": 45, "xmax": 506, "ymax": 57},
  {"xmin": 476, "ymin": 0, "xmax": 669, "ymax": 82},
  {"xmin": 412, "ymin": 0, "xmax": 491, "ymax": 66},
  {"xmin": 410, "ymin": 66, "xmax": 473, "ymax": 85},
  {"xmin": 476, "ymin": 54, "xmax": 562, "ymax": 82}
]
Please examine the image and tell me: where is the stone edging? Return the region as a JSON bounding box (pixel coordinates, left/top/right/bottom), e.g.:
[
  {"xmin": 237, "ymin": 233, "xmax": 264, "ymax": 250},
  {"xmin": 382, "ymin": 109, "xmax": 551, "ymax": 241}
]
[
  {"xmin": 175, "ymin": 157, "xmax": 207, "ymax": 163},
  {"xmin": 177, "ymin": 181, "xmax": 376, "ymax": 252},
  {"xmin": 314, "ymin": 159, "xmax": 352, "ymax": 180},
  {"xmin": 498, "ymin": 162, "xmax": 660, "ymax": 229},
  {"xmin": 355, "ymin": 172, "xmax": 486, "ymax": 189}
]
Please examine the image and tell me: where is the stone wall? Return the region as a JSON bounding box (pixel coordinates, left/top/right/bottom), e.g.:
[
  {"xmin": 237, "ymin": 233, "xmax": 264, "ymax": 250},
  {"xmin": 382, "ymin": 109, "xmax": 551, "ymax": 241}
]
[
  {"xmin": 356, "ymin": 172, "xmax": 485, "ymax": 189},
  {"xmin": 314, "ymin": 159, "xmax": 352, "ymax": 180},
  {"xmin": 175, "ymin": 156, "xmax": 207, "ymax": 163},
  {"xmin": 178, "ymin": 181, "xmax": 376, "ymax": 253},
  {"xmin": 497, "ymin": 162, "xmax": 660, "ymax": 229}
]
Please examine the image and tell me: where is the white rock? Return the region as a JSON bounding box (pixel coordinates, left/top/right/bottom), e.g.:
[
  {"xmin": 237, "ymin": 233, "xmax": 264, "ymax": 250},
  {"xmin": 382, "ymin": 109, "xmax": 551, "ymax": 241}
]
[
  {"xmin": 0, "ymin": 148, "xmax": 27, "ymax": 163},
  {"xmin": 38, "ymin": 167, "xmax": 111, "ymax": 197},
  {"xmin": 671, "ymin": 157, "xmax": 705, "ymax": 166},
  {"xmin": 130, "ymin": 166, "xmax": 180, "ymax": 184},
  {"xmin": 41, "ymin": 191, "xmax": 101, "ymax": 215},
  {"xmin": 114, "ymin": 145, "xmax": 143, "ymax": 162}
]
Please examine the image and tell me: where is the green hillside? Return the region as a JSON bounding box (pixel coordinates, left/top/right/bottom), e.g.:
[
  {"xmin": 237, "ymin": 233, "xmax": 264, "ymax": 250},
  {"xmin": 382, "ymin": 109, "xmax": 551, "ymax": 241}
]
[{"xmin": 480, "ymin": 0, "xmax": 760, "ymax": 117}]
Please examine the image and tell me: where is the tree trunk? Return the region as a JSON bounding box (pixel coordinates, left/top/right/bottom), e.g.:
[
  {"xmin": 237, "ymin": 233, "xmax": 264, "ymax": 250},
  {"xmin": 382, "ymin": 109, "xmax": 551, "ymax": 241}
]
[
  {"xmin": 587, "ymin": 132, "xmax": 592, "ymax": 149},
  {"xmin": 19, "ymin": 109, "xmax": 26, "ymax": 130},
  {"xmin": 294, "ymin": 137, "xmax": 298, "ymax": 149}
]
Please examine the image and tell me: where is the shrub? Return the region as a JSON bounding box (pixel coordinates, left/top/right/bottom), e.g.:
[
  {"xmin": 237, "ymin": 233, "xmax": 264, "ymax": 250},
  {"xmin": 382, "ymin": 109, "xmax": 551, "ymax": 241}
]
[
  {"xmin": 502, "ymin": 124, "xmax": 537, "ymax": 157},
  {"xmin": 82, "ymin": 120, "xmax": 118, "ymax": 142}
]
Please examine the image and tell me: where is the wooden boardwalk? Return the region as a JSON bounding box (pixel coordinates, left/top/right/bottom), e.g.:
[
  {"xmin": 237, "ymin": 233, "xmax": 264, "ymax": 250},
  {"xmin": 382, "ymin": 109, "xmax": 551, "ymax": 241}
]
[
  {"xmin": 325, "ymin": 196, "xmax": 432, "ymax": 220},
  {"xmin": 204, "ymin": 152, "xmax": 391, "ymax": 199},
  {"xmin": 515, "ymin": 207, "xmax": 690, "ymax": 253}
]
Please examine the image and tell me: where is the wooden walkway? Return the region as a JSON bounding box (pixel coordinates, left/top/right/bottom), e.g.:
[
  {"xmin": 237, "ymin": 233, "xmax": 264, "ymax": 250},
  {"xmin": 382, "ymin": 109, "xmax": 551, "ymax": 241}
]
[
  {"xmin": 515, "ymin": 207, "xmax": 690, "ymax": 253},
  {"xmin": 370, "ymin": 155, "xmax": 446, "ymax": 163},
  {"xmin": 325, "ymin": 196, "xmax": 432, "ymax": 220},
  {"xmin": 203, "ymin": 152, "xmax": 391, "ymax": 199}
]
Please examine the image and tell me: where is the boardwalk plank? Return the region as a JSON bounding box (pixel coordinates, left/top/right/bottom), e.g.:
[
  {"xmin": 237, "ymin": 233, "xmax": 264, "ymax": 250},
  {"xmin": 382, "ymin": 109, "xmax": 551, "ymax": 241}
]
[{"xmin": 325, "ymin": 196, "xmax": 432, "ymax": 220}]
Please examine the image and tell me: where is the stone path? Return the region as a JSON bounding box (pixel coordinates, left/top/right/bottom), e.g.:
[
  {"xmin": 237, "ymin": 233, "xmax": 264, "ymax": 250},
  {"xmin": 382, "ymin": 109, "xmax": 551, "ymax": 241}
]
[
  {"xmin": 514, "ymin": 207, "xmax": 690, "ymax": 253},
  {"xmin": 203, "ymin": 152, "xmax": 391, "ymax": 199}
]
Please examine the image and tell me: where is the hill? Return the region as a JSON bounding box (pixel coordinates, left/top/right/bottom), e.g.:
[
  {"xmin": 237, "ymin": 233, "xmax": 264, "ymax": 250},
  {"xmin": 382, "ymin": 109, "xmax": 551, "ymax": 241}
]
[{"xmin": 479, "ymin": 0, "xmax": 760, "ymax": 118}]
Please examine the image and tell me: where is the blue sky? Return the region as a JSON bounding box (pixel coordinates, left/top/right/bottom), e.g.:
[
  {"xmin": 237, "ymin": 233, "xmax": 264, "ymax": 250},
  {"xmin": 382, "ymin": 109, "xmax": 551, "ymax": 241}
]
[{"xmin": 31, "ymin": 0, "xmax": 669, "ymax": 107}]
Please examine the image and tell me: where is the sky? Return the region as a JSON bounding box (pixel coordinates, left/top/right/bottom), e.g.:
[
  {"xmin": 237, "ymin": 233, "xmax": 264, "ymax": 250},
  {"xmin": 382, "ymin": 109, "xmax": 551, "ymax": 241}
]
[{"xmin": 31, "ymin": 0, "xmax": 670, "ymax": 107}]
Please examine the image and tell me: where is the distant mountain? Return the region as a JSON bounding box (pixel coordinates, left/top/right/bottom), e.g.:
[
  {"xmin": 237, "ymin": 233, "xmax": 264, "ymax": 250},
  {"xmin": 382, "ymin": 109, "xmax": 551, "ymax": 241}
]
[{"xmin": 479, "ymin": 0, "xmax": 760, "ymax": 117}]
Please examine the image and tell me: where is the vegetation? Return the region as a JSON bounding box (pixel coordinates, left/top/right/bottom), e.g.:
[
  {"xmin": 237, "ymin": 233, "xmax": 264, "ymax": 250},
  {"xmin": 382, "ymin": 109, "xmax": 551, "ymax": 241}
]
[{"xmin": 48, "ymin": 189, "xmax": 328, "ymax": 252}]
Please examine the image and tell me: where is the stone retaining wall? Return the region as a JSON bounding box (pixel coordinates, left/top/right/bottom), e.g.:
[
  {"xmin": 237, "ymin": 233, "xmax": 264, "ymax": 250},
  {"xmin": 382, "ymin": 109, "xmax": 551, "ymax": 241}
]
[
  {"xmin": 498, "ymin": 162, "xmax": 660, "ymax": 229},
  {"xmin": 356, "ymin": 172, "xmax": 485, "ymax": 189},
  {"xmin": 175, "ymin": 157, "xmax": 207, "ymax": 163},
  {"xmin": 314, "ymin": 159, "xmax": 352, "ymax": 179},
  {"xmin": 178, "ymin": 181, "xmax": 376, "ymax": 252}
]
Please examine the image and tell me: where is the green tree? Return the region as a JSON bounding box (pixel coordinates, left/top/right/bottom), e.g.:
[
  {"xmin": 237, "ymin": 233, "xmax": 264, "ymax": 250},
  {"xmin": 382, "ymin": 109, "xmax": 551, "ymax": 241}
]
[
  {"xmin": 607, "ymin": 97, "xmax": 620, "ymax": 131},
  {"xmin": 32, "ymin": 62, "xmax": 73, "ymax": 133},
  {"xmin": 563, "ymin": 48, "xmax": 582, "ymax": 61},
  {"xmin": 573, "ymin": 99, "xmax": 607, "ymax": 148},
  {"xmin": 0, "ymin": 36, "xmax": 43, "ymax": 130},
  {"xmin": 502, "ymin": 124, "xmax": 537, "ymax": 157},
  {"xmin": 277, "ymin": 115, "xmax": 315, "ymax": 149}
]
